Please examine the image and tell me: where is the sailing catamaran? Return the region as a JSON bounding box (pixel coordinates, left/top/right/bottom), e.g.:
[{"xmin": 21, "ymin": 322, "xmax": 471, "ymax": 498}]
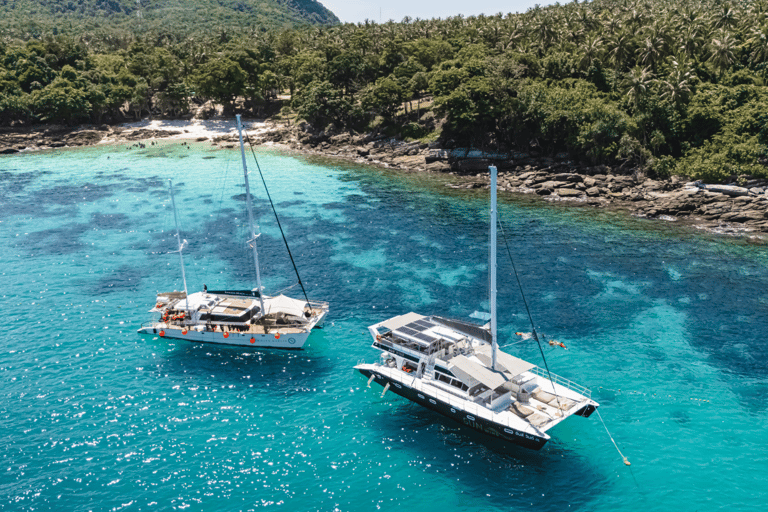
[
  {"xmin": 355, "ymin": 166, "xmax": 598, "ymax": 450},
  {"xmin": 138, "ymin": 116, "xmax": 329, "ymax": 349}
]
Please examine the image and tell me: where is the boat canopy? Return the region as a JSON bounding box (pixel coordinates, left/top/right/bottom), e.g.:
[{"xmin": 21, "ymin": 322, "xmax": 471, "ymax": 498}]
[
  {"xmin": 263, "ymin": 294, "xmax": 308, "ymax": 318},
  {"xmin": 450, "ymin": 355, "xmax": 509, "ymax": 390},
  {"xmin": 449, "ymin": 347, "xmax": 535, "ymax": 391},
  {"xmin": 475, "ymin": 344, "xmax": 535, "ymax": 377}
]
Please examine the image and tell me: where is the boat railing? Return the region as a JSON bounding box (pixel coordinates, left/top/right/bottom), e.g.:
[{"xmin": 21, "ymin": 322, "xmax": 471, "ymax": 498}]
[
  {"xmin": 530, "ymin": 366, "xmax": 592, "ymax": 398},
  {"xmin": 263, "ymin": 320, "xmax": 312, "ymax": 330}
]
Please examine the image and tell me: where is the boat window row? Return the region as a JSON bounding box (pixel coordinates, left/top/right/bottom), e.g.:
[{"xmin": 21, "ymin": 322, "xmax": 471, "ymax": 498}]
[{"xmin": 435, "ymin": 372, "xmax": 469, "ymax": 391}]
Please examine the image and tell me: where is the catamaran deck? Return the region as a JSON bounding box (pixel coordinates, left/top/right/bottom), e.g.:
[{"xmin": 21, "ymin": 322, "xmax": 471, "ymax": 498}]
[{"xmin": 369, "ymin": 312, "xmax": 594, "ymax": 434}]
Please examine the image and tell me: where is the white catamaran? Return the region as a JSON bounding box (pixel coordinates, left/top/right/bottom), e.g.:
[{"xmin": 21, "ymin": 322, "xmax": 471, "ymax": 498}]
[
  {"xmin": 138, "ymin": 115, "xmax": 329, "ymax": 349},
  {"xmin": 355, "ymin": 166, "xmax": 598, "ymax": 450}
]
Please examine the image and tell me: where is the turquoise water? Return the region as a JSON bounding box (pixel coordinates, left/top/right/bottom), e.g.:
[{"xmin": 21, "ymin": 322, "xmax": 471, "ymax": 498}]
[{"xmin": 1, "ymin": 142, "xmax": 767, "ymax": 511}]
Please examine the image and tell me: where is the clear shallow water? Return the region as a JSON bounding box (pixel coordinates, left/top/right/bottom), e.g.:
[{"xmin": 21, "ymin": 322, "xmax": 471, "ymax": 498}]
[{"xmin": 1, "ymin": 142, "xmax": 767, "ymax": 511}]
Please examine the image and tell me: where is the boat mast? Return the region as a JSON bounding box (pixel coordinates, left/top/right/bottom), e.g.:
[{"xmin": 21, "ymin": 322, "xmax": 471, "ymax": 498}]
[
  {"xmin": 490, "ymin": 165, "xmax": 498, "ymax": 371},
  {"xmin": 236, "ymin": 115, "xmax": 267, "ymax": 315},
  {"xmin": 168, "ymin": 180, "xmax": 189, "ymax": 311}
]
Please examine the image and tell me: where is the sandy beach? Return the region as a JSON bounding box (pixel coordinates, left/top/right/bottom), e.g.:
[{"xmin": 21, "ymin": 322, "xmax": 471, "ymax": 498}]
[{"xmin": 106, "ymin": 118, "xmax": 274, "ymax": 142}]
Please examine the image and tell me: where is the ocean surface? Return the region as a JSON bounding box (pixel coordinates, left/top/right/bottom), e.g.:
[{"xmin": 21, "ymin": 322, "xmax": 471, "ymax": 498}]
[{"xmin": 1, "ymin": 141, "xmax": 766, "ymax": 512}]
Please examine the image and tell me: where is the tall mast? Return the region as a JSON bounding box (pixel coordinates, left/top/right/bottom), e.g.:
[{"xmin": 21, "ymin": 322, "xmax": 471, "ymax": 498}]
[
  {"xmin": 168, "ymin": 180, "xmax": 189, "ymax": 311},
  {"xmin": 236, "ymin": 115, "xmax": 267, "ymax": 315},
  {"xmin": 490, "ymin": 165, "xmax": 498, "ymax": 371}
]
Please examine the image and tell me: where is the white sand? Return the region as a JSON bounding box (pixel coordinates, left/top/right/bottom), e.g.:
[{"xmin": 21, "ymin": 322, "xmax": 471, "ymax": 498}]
[{"xmin": 104, "ymin": 118, "xmax": 273, "ymax": 143}]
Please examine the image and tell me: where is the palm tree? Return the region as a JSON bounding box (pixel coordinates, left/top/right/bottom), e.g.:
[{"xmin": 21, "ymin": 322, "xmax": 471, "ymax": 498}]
[
  {"xmin": 712, "ymin": 2, "xmax": 737, "ymax": 31},
  {"xmin": 578, "ymin": 35, "xmax": 604, "ymax": 71},
  {"xmin": 607, "ymin": 32, "xmax": 634, "ymax": 71},
  {"xmin": 677, "ymin": 25, "xmax": 705, "ymax": 60},
  {"xmin": 498, "ymin": 18, "xmax": 526, "ymax": 51},
  {"xmin": 622, "ymin": 66, "xmax": 654, "ymax": 111},
  {"xmin": 746, "ymin": 24, "xmax": 768, "ymax": 69},
  {"xmin": 658, "ymin": 58, "xmax": 695, "ymax": 107},
  {"xmin": 603, "ymin": 13, "xmax": 623, "ymax": 36},
  {"xmin": 708, "ymin": 31, "xmax": 737, "ymax": 76},
  {"xmin": 530, "ymin": 12, "xmax": 559, "ymax": 53},
  {"xmin": 638, "ymin": 36, "xmax": 667, "ymax": 71}
]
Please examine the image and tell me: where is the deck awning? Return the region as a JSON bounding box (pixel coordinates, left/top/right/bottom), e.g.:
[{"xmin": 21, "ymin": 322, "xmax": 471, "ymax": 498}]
[
  {"xmin": 475, "ymin": 345, "xmax": 535, "ymax": 377},
  {"xmin": 450, "ymin": 355, "xmax": 509, "ymax": 390}
]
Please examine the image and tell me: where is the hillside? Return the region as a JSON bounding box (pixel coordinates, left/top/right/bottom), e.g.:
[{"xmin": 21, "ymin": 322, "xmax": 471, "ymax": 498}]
[{"xmin": 0, "ymin": 0, "xmax": 339, "ymax": 39}]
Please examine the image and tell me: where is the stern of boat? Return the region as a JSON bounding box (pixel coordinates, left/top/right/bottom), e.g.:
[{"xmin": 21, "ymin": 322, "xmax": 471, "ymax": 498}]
[
  {"xmin": 308, "ymin": 302, "xmax": 330, "ymax": 329},
  {"xmin": 574, "ymin": 399, "xmax": 599, "ymax": 418},
  {"xmin": 137, "ymin": 321, "xmax": 162, "ymax": 335}
]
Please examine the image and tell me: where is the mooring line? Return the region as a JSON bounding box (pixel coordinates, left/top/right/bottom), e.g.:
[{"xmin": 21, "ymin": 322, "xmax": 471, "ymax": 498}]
[{"xmin": 596, "ymin": 409, "xmax": 630, "ymax": 466}]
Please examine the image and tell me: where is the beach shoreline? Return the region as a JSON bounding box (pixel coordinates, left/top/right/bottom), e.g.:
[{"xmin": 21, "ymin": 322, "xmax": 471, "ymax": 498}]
[{"xmin": 2, "ymin": 117, "xmax": 767, "ymax": 240}]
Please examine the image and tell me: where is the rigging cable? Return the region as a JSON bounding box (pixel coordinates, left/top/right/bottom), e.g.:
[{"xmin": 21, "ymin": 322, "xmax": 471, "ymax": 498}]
[
  {"xmin": 498, "ymin": 215, "xmax": 632, "ymax": 470},
  {"xmin": 496, "ymin": 217, "xmax": 564, "ymax": 412},
  {"xmin": 242, "ymin": 130, "xmax": 311, "ymax": 306}
]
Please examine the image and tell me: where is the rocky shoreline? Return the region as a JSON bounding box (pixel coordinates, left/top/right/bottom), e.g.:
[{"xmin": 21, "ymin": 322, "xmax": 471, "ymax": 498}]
[
  {"xmin": 255, "ymin": 122, "xmax": 768, "ymax": 237},
  {"xmin": 3, "ymin": 120, "xmax": 768, "ymax": 238},
  {"xmin": 0, "ymin": 123, "xmax": 187, "ymax": 152}
]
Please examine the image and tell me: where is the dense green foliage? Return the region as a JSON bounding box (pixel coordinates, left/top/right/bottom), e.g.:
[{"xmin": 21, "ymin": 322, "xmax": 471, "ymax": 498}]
[
  {"xmin": 0, "ymin": 1, "xmax": 339, "ymax": 40},
  {"xmin": 2, "ymin": 0, "xmax": 768, "ymax": 181}
]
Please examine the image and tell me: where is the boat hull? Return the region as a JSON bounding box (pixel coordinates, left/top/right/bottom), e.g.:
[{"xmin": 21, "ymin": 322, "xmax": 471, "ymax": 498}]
[
  {"xmin": 138, "ymin": 323, "xmax": 310, "ymax": 349},
  {"xmin": 357, "ymin": 366, "xmax": 548, "ymax": 450}
]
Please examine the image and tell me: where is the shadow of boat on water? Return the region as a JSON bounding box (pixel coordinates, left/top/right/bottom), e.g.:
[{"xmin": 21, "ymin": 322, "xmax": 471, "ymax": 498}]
[
  {"xmin": 361, "ymin": 387, "xmax": 607, "ymax": 511},
  {"xmin": 141, "ymin": 333, "xmax": 334, "ymax": 394}
]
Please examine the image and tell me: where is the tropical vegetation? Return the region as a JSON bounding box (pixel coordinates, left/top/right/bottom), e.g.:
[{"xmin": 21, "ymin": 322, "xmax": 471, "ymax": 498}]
[{"xmin": 2, "ymin": 0, "xmax": 768, "ymax": 181}]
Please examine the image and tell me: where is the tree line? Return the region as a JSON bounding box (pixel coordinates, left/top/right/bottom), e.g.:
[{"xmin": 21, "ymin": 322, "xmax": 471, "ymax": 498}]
[{"xmin": 2, "ymin": 0, "xmax": 768, "ymax": 181}]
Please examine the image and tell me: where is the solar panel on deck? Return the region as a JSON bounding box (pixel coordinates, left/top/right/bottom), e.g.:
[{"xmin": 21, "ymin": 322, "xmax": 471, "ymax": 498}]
[
  {"xmin": 413, "ymin": 319, "xmax": 436, "ymax": 330},
  {"xmin": 398, "ymin": 327, "xmax": 418, "ymax": 336},
  {"xmin": 414, "ymin": 332, "xmax": 436, "ymax": 343},
  {"xmin": 402, "ymin": 322, "xmax": 427, "ymax": 333}
]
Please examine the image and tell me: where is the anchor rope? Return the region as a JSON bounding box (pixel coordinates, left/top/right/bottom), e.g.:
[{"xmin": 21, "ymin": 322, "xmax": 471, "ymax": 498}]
[
  {"xmin": 242, "ymin": 130, "xmax": 310, "ymax": 306},
  {"xmin": 596, "ymin": 409, "xmax": 631, "ymax": 466}
]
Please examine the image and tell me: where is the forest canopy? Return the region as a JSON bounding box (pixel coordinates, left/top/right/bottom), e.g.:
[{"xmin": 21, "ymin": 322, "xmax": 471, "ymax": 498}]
[
  {"xmin": 0, "ymin": 0, "xmax": 340, "ymax": 39},
  {"xmin": 2, "ymin": 0, "xmax": 768, "ymax": 182}
]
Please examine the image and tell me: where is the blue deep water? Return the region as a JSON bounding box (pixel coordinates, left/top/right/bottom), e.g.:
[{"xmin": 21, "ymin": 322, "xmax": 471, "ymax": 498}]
[{"xmin": 1, "ymin": 141, "xmax": 767, "ymax": 511}]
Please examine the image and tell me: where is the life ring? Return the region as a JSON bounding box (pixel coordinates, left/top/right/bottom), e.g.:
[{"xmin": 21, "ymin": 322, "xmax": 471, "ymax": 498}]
[
  {"xmin": 376, "ymin": 334, "xmax": 381, "ymax": 342},
  {"xmin": 223, "ymin": 332, "xmax": 229, "ymax": 338},
  {"xmin": 250, "ymin": 337, "xmax": 255, "ymax": 344},
  {"xmin": 275, "ymin": 333, "xmax": 280, "ymax": 339},
  {"xmin": 182, "ymin": 329, "xmax": 188, "ymax": 335},
  {"xmin": 159, "ymin": 330, "xmax": 165, "ymax": 337}
]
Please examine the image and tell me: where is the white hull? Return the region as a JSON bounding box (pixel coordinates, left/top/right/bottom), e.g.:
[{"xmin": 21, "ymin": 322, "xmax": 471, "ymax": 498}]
[
  {"xmin": 139, "ymin": 291, "xmax": 328, "ymax": 349},
  {"xmin": 138, "ymin": 310, "xmax": 327, "ymax": 349}
]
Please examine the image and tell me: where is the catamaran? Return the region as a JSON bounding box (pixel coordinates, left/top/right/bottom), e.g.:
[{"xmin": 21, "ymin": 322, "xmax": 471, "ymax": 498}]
[
  {"xmin": 138, "ymin": 116, "xmax": 328, "ymax": 349},
  {"xmin": 355, "ymin": 166, "xmax": 598, "ymax": 450}
]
